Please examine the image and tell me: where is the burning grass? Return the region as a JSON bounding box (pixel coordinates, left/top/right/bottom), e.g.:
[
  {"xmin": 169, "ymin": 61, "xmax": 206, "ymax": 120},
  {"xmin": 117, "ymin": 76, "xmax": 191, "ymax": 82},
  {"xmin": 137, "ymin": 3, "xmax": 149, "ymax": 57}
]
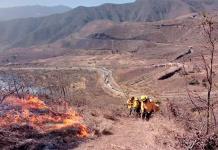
[{"xmin": 0, "ymin": 96, "xmax": 89, "ymax": 149}]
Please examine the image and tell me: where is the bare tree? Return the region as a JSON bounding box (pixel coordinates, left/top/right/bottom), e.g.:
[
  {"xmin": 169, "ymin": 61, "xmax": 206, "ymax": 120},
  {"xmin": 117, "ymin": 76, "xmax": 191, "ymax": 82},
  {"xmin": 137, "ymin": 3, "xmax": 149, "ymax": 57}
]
[
  {"xmin": 201, "ymin": 14, "xmax": 217, "ymax": 134},
  {"xmin": 183, "ymin": 14, "xmax": 217, "ymax": 135},
  {"xmin": 0, "ymin": 73, "xmax": 23, "ymax": 103}
]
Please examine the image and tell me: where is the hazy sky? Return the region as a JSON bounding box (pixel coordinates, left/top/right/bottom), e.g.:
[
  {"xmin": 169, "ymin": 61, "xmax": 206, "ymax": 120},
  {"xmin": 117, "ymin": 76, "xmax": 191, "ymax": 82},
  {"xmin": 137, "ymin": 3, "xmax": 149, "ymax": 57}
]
[{"xmin": 0, "ymin": 0, "xmax": 135, "ymax": 8}]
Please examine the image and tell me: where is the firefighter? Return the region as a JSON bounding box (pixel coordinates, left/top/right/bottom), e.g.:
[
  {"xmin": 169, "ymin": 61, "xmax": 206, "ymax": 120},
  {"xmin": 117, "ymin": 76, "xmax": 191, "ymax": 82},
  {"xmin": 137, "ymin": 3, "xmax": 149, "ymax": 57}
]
[
  {"xmin": 140, "ymin": 95, "xmax": 149, "ymax": 119},
  {"xmin": 141, "ymin": 96, "xmax": 160, "ymax": 120},
  {"xmin": 133, "ymin": 97, "xmax": 141, "ymax": 117},
  {"xmin": 126, "ymin": 96, "xmax": 134, "ymax": 115}
]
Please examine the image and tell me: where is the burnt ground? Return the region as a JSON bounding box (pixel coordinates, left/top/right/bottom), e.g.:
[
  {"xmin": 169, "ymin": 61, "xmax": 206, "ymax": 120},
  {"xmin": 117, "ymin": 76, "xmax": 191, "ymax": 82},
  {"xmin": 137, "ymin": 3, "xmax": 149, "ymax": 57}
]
[{"xmin": 0, "ymin": 124, "xmax": 86, "ymax": 150}]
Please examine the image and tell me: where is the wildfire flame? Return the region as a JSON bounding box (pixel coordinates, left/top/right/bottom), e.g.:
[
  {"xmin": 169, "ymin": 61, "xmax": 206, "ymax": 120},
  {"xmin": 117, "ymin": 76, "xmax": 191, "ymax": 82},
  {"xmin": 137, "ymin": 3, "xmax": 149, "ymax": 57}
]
[{"xmin": 0, "ymin": 96, "xmax": 89, "ymax": 137}]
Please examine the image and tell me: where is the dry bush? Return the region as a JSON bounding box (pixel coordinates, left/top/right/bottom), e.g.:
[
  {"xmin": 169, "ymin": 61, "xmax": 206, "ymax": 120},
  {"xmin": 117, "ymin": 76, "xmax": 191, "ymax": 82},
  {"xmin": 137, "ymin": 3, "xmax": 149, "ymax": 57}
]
[
  {"xmin": 179, "ymin": 132, "xmax": 218, "ymax": 150},
  {"xmin": 189, "ymin": 79, "xmax": 200, "ymax": 86}
]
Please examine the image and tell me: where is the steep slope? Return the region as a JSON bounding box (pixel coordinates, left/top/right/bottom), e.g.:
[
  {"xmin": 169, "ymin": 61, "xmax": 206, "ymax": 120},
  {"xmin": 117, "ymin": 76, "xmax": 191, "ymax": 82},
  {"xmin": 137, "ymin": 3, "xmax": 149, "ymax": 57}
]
[
  {"xmin": 0, "ymin": 0, "xmax": 218, "ymax": 49},
  {"xmin": 0, "ymin": 5, "xmax": 71, "ymax": 21}
]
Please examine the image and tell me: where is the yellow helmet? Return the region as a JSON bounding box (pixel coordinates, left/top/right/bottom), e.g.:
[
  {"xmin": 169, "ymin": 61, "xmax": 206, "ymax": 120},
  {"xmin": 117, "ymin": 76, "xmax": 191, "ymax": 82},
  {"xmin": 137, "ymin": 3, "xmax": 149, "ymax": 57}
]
[{"xmin": 141, "ymin": 95, "xmax": 148, "ymax": 101}]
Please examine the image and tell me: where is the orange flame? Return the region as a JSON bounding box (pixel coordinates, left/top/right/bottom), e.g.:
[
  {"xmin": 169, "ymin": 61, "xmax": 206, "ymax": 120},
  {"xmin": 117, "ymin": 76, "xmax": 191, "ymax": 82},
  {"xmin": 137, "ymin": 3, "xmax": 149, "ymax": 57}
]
[
  {"xmin": 0, "ymin": 96, "xmax": 89, "ymax": 137},
  {"xmin": 78, "ymin": 124, "xmax": 89, "ymax": 138}
]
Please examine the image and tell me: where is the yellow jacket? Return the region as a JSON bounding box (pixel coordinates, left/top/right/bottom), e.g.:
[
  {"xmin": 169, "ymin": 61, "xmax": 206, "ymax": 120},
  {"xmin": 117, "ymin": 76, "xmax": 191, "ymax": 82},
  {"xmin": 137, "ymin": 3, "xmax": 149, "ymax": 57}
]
[
  {"xmin": 127, "ymin": 99, "xmax": 133, "ymax": 109},
  {"xmin": 133, "ymin": 100, "xmax": 140, "ymax": 109}
]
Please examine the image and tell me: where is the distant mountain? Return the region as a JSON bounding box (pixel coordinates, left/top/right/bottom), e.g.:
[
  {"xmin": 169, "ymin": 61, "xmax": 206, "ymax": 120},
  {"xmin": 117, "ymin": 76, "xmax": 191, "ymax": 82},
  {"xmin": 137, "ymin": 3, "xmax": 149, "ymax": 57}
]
[
  {"xmin": 0, "ymin": 0, "xmax": 218, "ymax": 49},
  {"xmin": 0, "ymin": 5, "xmax": 71, "ymax": 21}
]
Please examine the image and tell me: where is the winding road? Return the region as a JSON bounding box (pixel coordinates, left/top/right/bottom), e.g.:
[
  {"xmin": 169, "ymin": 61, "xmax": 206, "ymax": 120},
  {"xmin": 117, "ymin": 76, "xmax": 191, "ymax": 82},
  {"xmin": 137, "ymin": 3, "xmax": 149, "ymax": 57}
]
[
  {"xmin": 0, "ymin": 61, "xmax": 189, "ymax": 99},
  {"xmin": 0, "ymin": 66, "xmax": 125, "ymax": 97}
]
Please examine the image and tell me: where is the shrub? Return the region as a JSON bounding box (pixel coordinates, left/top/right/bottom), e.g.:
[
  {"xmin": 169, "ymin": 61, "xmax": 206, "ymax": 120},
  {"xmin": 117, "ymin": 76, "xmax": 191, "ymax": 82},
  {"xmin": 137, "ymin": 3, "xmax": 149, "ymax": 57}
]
[{"xmin": 189, "ymin": 79, "xmax": 200, "ymax": 85}]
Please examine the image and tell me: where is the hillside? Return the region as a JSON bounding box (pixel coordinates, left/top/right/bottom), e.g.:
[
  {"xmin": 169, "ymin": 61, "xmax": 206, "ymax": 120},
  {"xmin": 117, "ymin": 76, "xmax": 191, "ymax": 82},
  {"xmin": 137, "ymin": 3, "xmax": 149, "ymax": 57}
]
[
  {"xmin": 0, "ymin": 1, "xmax": 218, "ymax": 149},
  {"xmin": 57, "ymin": 14, "xmax": 208, "ymax": 52},
  {"xmin": 0, "ymin": 0, "xmax": 218, "ymax": 49},
  {"xmin": 1, "ymin": 13, "xmax": 218, "ymax": 64},
  {"xmin": 0, "ymin": 5, "xmax": 71, "ymax": 21}
]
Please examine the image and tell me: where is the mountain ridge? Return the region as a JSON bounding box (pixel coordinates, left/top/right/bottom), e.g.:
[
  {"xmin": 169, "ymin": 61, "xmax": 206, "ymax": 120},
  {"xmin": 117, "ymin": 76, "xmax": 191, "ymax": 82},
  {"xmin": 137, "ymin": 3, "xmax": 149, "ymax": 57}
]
[
  {"xmin": 0, "ymin": 0, "xmax": 218, "ymax": 49},
  {"xmin": 0, "ymin": 5, "xmax": 71, "ymax": 21}
]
